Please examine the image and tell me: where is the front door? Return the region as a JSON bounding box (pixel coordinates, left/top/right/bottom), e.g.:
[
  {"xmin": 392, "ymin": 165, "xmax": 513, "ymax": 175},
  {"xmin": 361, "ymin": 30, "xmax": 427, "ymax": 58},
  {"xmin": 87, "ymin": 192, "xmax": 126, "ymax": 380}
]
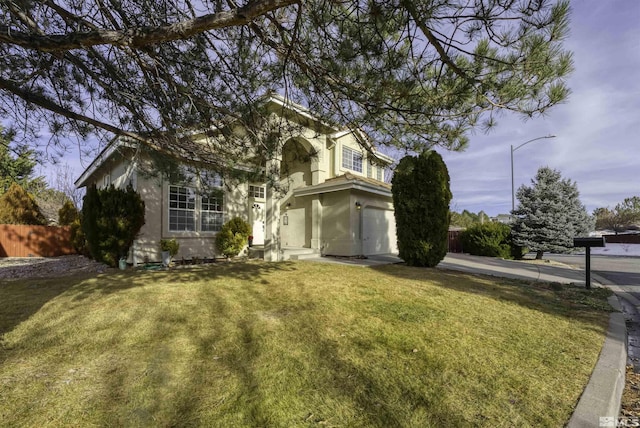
[{"xmin": 252, "ymin": 202, "xmax": 265, "ymax": 245}]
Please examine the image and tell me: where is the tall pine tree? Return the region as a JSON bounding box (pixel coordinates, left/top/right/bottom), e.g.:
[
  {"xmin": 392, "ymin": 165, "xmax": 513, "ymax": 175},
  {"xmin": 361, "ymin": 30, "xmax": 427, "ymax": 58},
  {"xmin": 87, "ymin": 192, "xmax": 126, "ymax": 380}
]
[
  {"xmin": 0, "ymin": 128, "xmax": 46, "ymax": 195},
  {"xmin": 512, "ymin": 167, "xmax": 593, "ymax": 259},
  {"xmin": 0, "ymin": 1, "xmax": 572, "ymax": 168},
  {"xmin": 392, "ymin": 150, "xmax": 452, "ymax": 267}
]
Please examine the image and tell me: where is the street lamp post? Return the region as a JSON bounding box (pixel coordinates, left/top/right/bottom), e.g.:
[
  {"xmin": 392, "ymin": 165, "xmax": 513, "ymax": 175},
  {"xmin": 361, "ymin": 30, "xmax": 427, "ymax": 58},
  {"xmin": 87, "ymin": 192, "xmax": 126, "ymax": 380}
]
[{"xmin": 510, "ymin": 135, "xmax": 556, "ymax": 213}]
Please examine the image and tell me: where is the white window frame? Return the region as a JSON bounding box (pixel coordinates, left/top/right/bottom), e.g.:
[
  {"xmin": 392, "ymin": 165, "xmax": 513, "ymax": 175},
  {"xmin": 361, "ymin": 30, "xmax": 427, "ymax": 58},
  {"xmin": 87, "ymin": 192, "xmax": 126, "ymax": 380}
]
[
  {"xmin": 342, "ymin": 146, "xmax": 363, "ymax": 173},
  {"xmin": 249, "ymin": 185, "xmax": 265, "ymax": 199},
  {"xmin": 169, "ymin": 185, "xmax": 196, "ymax": 232},
  {"xmin": 201, "ymin": 193, "xmax": 224, "ymax": 232},
  {"xmin": 168, "ymin": 172, "xmax": 224, "ymax": 234}
]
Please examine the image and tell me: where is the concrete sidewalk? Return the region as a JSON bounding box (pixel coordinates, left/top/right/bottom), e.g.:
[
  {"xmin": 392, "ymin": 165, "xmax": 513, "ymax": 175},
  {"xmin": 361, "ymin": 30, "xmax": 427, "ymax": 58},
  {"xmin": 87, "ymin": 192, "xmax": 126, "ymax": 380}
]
[
  {"xmin": 305, "ymin": 252, "xmax": 625, "ymax": 427},
  {"xmin": 439, "ymin": 253, "xmax": 589, "ymax": 284},
  {"xmin": 311, "ymin": 252, "xmax": 593, "ymax": 285}
]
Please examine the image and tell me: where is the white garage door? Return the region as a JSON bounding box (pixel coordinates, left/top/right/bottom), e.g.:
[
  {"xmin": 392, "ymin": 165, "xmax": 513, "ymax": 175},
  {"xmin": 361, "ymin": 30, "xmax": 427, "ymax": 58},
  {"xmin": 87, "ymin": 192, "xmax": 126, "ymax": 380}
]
[{"xmin": 362, "ymin": 208, "xmax": 398, "ymax": 255}]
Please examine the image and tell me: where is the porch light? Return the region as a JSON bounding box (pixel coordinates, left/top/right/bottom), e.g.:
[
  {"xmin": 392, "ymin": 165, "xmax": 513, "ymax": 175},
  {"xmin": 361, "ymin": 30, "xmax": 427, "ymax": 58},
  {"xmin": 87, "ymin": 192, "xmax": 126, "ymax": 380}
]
[
  {"xmin": 355, "ymin": 201, "xmax": 362, "ymax": 210},
  {"xmin": 285, "ymin": 202, "xmax": 291, "ymax": 210}
]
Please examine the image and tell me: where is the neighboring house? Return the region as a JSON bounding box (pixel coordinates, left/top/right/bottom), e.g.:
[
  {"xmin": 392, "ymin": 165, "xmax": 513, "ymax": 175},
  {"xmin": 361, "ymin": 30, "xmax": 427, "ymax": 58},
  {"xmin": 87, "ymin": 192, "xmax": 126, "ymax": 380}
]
[
  {"xmin": 492, "ymin": 214, "xmax": 514, "ymax": 224},
  {"xmin": 75, "ymin": 94, "xmax": 397, "ymax": 262}
]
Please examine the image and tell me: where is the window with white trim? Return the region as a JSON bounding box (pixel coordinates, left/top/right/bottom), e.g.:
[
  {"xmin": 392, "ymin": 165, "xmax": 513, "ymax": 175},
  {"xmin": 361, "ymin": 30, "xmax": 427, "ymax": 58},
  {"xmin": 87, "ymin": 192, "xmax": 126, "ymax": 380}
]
[
  {"xmin": 249, "ymin": 185, "xmax": 265, "ymax": 199},
  {"xmin": 201, "ymin": 191, "xmax": 223, "ymax": 232},
  {"xmin": 376, "ymin": 166, "xmax": 383, "ymax": 181},
  {"xmin": 200, "ymin": 172, "xmax": 224, "ymax": 232},
  {"xmin": 342, "ymin": 146, "xmax": 363, "ymax": 173},
  {"xmin": 168, "ymin": 171, "xmax": 224, "ymax": 233},
  {"xmin": 169, "ymin": 186, "xmax": 196, "ymax": 231},
  {"xmin": 367, "ymin": 160, "xmax": 373, "ymax": 178}
]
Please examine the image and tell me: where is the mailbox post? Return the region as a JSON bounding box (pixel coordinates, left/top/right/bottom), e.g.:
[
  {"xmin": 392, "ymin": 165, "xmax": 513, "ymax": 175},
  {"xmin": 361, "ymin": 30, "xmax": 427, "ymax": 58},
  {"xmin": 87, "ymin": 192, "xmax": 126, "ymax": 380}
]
[{"xmin": 573, "ymin": 237, "xmax": 605, "ymax": 289}]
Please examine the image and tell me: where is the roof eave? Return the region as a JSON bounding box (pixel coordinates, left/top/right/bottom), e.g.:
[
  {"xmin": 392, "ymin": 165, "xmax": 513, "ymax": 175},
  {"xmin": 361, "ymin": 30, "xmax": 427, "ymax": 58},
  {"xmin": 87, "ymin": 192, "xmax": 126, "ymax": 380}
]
[
  {"xmin": 74, "ymin": 139, "xmax": 124, "ymax": 188},
  {"xmin": 293, "ymin": 179, "xmax": 392, "ymax": 198}
]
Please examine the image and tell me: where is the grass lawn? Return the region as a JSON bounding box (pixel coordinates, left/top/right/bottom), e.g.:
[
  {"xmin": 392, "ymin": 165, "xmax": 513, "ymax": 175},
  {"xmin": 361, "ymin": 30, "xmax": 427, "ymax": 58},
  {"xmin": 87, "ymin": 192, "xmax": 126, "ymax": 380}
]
[{"xmin": 0, "ymin": 261, "xmax": 611, "ymax": 427}]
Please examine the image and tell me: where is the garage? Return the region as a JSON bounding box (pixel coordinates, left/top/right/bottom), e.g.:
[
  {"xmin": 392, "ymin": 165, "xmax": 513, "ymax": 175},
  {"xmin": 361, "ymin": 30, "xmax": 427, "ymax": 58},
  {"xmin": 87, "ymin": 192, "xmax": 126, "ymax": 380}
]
[{"xmin": 362, "ymin": 207, "xmax": 398, "ymax": 255}]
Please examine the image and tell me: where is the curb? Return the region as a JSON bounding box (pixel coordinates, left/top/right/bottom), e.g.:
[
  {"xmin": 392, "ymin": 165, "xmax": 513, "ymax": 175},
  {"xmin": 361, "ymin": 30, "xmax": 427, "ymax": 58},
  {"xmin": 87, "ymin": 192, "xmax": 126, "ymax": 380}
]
[{"xmin": 567, "ymin": 294, "xmax": 627, "ymax": 427}]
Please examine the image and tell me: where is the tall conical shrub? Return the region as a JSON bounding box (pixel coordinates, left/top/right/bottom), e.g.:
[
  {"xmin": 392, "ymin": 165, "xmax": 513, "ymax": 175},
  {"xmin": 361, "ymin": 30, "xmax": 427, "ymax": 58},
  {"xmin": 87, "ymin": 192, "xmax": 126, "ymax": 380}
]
[
  {"xmin": 392, "ymin": 150, "xmax": 452, "ymax": 267},
  {"xmin": 0, "ymin": 182, "xmax": 46, "ymax": 225}
]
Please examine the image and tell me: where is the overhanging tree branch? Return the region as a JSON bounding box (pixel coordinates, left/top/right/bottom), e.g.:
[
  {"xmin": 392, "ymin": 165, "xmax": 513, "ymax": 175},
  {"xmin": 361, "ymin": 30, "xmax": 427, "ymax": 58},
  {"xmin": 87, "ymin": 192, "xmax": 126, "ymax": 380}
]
[{"xmin": 0, "ymin": 0, "xmax": 299, "ymax": 51}]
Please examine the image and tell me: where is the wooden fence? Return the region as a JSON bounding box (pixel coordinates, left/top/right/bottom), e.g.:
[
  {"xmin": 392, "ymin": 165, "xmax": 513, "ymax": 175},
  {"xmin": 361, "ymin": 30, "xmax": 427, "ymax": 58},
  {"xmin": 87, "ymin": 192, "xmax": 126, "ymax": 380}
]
[
  {"xmin": 448, "ymin": 230, "xmax": 463, "ymax": 253},
  {"xmin": 0, "ymin": 224, "xmax": 75, "ymax": 257},
  {"xmin": 603, "ymin": 234, "xmax": 640, "ymax": 244}
]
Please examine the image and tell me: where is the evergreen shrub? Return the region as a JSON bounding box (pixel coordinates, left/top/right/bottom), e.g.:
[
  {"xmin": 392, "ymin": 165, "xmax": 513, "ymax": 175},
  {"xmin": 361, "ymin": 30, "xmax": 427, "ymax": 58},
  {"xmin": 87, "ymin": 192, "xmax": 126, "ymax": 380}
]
[
  {"xmin": 0, "ymin": 182, "xmax": 47, "ymax": 225},
  {"xmin": 70, "ymin": 217, "xmax": 89, "ymax": 256},
  {"xmin": 392, "ymin": 150, "xmax": 452, "ymax": 267},
  {"xmin": 215, "ymin": 217, "xmax": 251, "ymax": 258},
  {"xmin": 81, "ymin": 184, "xmax": 145, "ymax": 267},
  {"xmin": 58, "ymin": 200, "xmax": 79, "ymax": 226},
  {"xmin": 460, "ymin": 222, "xmax": 512, "ymax": 259}
]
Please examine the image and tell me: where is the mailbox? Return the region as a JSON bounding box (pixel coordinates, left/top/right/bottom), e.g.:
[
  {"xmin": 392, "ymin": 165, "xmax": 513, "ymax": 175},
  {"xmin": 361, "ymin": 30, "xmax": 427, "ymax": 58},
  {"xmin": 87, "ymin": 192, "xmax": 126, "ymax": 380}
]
[
  {"xmin": 573, "ymin": 237, "xmax": 605, "ymax": 248},
  {"xmin": 573, "ymin": 236, "xmax": 605, "ymax": 289}
]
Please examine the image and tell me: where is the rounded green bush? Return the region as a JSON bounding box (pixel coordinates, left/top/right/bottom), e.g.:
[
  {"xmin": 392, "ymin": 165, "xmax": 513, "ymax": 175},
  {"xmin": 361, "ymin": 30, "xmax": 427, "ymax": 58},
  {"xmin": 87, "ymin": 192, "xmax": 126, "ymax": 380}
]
[
  {"xmin": 460, "ymin": 222, "xmax": 512, "ymax": 259},
  {"xmin": 215, "ymin": 217, "xmax": 251, "ymax": 258}
]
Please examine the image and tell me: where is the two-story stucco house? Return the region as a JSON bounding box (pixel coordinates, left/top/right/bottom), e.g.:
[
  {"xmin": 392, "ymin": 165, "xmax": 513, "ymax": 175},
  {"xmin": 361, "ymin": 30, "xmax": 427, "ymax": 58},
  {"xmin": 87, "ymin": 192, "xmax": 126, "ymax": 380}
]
[{"xmin": 75, "ymin": 94, "xmax": 398, "ymax": 262}]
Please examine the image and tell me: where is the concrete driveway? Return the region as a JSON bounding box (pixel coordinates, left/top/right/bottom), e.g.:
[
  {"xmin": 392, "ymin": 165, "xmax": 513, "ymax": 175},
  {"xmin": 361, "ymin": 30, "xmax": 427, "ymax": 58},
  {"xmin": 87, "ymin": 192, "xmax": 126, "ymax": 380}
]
[{"xmin": 438, "ymin": 253, "xmax": 589, "ymax": 284}]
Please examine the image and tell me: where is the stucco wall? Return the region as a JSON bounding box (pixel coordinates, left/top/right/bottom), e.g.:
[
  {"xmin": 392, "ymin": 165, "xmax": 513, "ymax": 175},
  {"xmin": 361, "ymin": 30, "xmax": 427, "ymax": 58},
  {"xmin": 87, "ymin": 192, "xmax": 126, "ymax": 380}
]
[
  {"xmin": 86, "ymin": 154, "xmax": 252, "ymax": 264},
  {"xmin": 131, "ymin": 172, "xmax": 163, "ymax": 264},
  {"xmin": 320, "ymin": 190, "xmax": 396, "ymax": 257},
  {"xmin": 321, "ymin": 190, "xmax": 356, "ymax": 256},
  {"xmin": 280, "ymin": 206, "xmax": 306, "ymax": 247}
]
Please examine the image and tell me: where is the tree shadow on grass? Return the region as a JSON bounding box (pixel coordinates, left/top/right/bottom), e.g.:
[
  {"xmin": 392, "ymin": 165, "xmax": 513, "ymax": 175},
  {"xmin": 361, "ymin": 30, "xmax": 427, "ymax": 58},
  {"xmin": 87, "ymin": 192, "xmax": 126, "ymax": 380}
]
[
  {"xmin": 66, "ymin": 260, "xmax": 300, "ymax": 302},
  {"xmin": 0, "ymin": 260, "xmax": 610, "ymax": 426},
  {"xmin": 370, "ymin": 264, "xmax": 612, "ymax": 331},
  {"xmin": 117, "ymin": 286, "xmax": 468, "ymax": 427},
  {"xmin": 0, "ymin": 274, "xmax": 91, "ymax": 338}
]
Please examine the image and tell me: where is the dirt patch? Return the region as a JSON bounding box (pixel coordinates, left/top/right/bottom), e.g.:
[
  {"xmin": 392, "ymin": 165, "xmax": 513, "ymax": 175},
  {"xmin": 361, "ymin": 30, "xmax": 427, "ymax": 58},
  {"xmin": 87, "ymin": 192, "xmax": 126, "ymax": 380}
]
[
  {"xmin": 619, "ymin": 297, "xmax": 640, "ymax": 417},
  {"xmin": 621, "ymin": 365, "xmax": 640, "ymax": 417},
  {"xmin": 0, "ymin": 255, "xmax": 110, "ymax": 280}
]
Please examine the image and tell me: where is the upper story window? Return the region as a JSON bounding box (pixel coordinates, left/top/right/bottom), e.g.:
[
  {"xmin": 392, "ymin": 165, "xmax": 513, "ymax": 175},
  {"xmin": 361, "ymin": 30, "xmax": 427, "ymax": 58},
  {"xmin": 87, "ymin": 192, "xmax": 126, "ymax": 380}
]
[
  {"xmin": 342, "ymin": 146, "xmax": 363, "ymax": 173},
  {"xmin": 376, "ymin": 166, "xmax": 383, "ymax": 182},
  {"xmin": 249, "ymin": 185, "xmax": 265, "ymax": 199}
]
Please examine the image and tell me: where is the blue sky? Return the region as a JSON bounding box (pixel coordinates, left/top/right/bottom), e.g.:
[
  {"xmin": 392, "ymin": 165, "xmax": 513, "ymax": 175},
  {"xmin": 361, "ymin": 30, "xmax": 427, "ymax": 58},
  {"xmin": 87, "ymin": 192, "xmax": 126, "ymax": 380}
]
[
  {"xmin": 441, "ymin": 2, "xmax": 640, "ymax": 216},
  {"xmin": 43, "ymin": 2, "xmax": 639, "ymax": 216}
]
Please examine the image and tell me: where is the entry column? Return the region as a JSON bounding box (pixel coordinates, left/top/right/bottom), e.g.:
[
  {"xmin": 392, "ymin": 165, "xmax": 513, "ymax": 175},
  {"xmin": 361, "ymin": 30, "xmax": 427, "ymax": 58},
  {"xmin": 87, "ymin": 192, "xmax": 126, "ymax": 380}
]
[
  {"xmin": 310, "ymin": 197, "xmax": 322, "ymax": 251},
  {"xmin": 264, "ymin": 159, "xmax": 281, "ymax": 261}
]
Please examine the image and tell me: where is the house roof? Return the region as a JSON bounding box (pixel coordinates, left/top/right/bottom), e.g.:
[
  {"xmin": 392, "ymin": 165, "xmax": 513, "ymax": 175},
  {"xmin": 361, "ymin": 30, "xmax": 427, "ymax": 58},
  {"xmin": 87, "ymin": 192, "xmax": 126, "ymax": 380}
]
[
  {"xmin": 293, "ymin": 173, "xmax": 392, "ymax": 198},
  {"xmin": 74, "ymin": 137, "xmax": 135, "ymax": 188},
  {"xmin": 75, "ymin": 94, "xmax": 395, "ymax": 188}
]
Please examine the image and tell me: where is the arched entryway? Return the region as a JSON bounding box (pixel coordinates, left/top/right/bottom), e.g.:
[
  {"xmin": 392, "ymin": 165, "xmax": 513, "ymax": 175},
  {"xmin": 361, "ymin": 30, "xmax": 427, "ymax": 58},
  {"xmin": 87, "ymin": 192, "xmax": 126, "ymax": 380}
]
[{"xmin": 280, "ymin": 138, "xmax": 314, "ymax": 247}]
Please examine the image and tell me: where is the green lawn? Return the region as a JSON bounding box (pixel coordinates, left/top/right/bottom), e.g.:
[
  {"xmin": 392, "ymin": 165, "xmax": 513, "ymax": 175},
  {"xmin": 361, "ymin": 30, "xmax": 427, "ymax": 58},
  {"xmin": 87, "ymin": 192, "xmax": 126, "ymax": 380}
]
[{"xmin": 0, "ymin": 261, "xmax": 611, "ymax": 427}]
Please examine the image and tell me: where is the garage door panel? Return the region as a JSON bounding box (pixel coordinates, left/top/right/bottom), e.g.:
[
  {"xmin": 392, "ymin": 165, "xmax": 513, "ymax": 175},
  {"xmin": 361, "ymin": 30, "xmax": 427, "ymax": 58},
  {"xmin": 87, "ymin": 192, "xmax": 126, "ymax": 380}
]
[{"xmin": 363, "ymin": 208, "xmax": 397, "ymax": 255}]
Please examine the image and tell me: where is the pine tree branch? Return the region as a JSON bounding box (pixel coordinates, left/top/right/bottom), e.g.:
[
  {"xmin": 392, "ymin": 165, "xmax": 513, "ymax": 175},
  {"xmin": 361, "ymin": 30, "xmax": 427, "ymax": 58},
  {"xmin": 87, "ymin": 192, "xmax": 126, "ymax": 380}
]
[
  {"xmin": 0, "ymin": 77, "xmax": 124, "ymax": 135},
  {"xmin": 0, "ymin": 0, "xmax": 299, "ymax": 52}
]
